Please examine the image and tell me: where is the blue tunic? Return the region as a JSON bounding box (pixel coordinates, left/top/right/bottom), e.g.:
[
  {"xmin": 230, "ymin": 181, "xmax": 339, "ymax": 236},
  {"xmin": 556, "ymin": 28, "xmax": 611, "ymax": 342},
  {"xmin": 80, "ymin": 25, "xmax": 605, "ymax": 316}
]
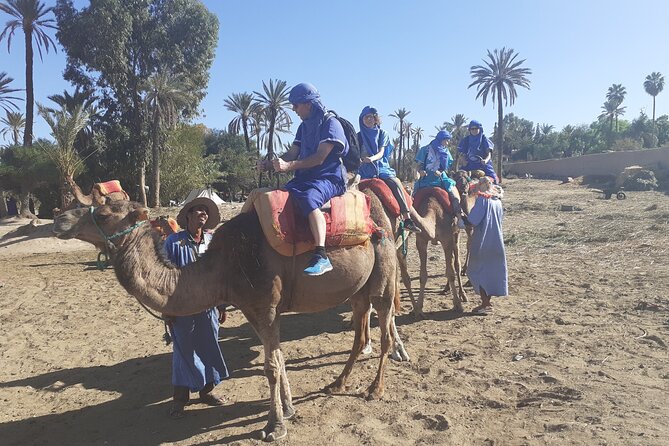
[
  {"xmin": 457, "ymin": 133, "xmax": 498, "ymax": 181},
  {"xmin": 413, "ymin": 143, "xmax": 456, "ymax": 192},
  {"xmin": 164, "ymin": 230, "xmax": 229, "ymax": 391},
  {"xmin": 466, "ymin": 196, "xmax": 508, "ymax": 297},
  {"xmin": 285, "ymin": 116, "xmax": 347, "ymax": 216},
  {"xmin": 358, "ymin": 128, "xmax": 396, "ymax": 180}
]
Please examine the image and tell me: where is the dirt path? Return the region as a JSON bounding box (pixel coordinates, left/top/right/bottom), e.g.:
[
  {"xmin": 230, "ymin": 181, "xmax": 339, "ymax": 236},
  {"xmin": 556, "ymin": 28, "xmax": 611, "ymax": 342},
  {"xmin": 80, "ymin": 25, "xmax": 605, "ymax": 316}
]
[{"xmin": 0, "ymin": 179, "xmax": 667, "ymax": 445}]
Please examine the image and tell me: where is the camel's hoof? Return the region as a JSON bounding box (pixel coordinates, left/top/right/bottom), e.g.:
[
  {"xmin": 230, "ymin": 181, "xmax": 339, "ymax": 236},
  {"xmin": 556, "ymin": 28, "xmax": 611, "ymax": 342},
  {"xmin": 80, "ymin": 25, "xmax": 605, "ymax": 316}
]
[
  {"xmin": 362, "ymin": 342, "xmax": 373, "ymax": 355},
  {"xmin": 411, "ymin": 309, "xmax": 426, "ymax": 320},
  {"xmin": 363, "ymin": 387, "xmax": 384, "ymax": 401},
  {"xmin": 323, "ymin": 381, "xmax": 345, "ymax": 394},
  {"xmin": 259, "ymin": 422, "xmax": 287, "ymax": 442},
  {"xmin": 391, "ymin": 344, "xmax": 410, "ymax": 362},
  {"xmin": 283, "ymin": 405, "xmax": 296, "ymax": 420}
]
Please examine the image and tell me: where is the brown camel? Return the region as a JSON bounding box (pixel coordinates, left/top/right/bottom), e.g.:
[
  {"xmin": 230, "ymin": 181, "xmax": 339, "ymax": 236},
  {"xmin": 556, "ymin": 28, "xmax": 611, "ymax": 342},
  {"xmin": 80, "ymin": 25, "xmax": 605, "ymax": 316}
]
[
  {"xmin": 53, "ymin": 193, "xmax": 399, "ymax": 442},
  {"xmin": 403, "ymin": 188, "xmax": 468, "ymax": 318},
  {"xmin": 65, "ymin": 175, "xmax": 129, "ymax": 207}
]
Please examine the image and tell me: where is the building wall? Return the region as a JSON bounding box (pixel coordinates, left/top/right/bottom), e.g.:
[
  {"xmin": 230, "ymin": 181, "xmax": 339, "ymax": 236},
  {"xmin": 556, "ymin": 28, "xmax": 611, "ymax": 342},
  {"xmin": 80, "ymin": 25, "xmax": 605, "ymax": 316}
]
[{"xmin": 505, "ymin": 146, "xmax": 669, "ymax": 178}]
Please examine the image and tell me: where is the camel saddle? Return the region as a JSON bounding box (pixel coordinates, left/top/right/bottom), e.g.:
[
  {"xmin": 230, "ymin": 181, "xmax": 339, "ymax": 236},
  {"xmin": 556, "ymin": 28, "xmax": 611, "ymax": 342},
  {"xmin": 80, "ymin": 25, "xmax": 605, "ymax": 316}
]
[
  {"xmin": 94, "ymin": 180, "xmax": 129, "ymax": 200},
  {"xmin": 248, "ymin": 189, "xmax": 375, "ymax": 257},
  {"xmin": 358, "ymin": 178, "xmax": 412, "ymax": 218},
  {"xmin": 412, "ymin": 187, "xmax": 453, "ymax": 213}
]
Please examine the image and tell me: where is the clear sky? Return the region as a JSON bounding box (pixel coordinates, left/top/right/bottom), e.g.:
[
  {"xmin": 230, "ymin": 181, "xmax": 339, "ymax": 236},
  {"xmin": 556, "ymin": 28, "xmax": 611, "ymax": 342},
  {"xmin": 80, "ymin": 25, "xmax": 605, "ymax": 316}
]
[{"xmin": 3, "ymin": 0, "xmax": 669, "ymax": 144}]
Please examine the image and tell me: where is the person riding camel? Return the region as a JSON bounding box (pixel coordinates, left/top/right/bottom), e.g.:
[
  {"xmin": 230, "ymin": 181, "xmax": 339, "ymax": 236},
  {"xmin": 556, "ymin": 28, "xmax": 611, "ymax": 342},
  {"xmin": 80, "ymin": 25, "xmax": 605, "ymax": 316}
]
[
  {"xmin": 268, "ymin": 83, "xmax": 348, "ymax": 276},
  {"xmin": 357, "ymin": 105, "xmax": 420, "ymax": 233},
  {"xmin": 456, "ymin": 120, "xmax": 498, "ymax": 183},
  {"xmin": 414, "ymin": 130, "xmax": 466, "ymax": 229}
]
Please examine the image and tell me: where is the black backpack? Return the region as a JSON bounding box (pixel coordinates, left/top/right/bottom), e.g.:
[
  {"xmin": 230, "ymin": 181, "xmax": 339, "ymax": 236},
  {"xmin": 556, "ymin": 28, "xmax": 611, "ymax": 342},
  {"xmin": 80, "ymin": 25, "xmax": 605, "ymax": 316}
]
[{"xmin": 323, "ymin": 111, "xmax": 361, "ymax": 172}]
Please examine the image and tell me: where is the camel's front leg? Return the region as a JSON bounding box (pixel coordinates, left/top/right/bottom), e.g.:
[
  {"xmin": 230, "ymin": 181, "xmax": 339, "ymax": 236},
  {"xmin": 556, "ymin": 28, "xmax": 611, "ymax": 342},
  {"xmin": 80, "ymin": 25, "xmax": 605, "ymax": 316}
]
[
  {"xmin": 276, "ymin": 349, "xmax": 295, "ymax": 420},
  {"xmin": 452, "ymin": 229, "xmax": 468, "ymax": 303},
  {"xmin": 389, "ymin": 314, "xmax": 410, "ymax": 362},
  {"xmin": 442, "ymin": 236, "xmax": 464, "ymax": 313},
  {"xmin": 413, "ymin": 236, "xmax": 429, "ymax": 319},
  {"xmin": 365, "ymin": 288, "xmax": 394, "ymax": 400},
  {"xmin": 397, "ymin": 248, "xmax": 416, "ymax": 310},
  {"xmin": 325, "ymin": 295, "xmax": 370, "ymax": 394},
  {"xmin": 255, "ymin": 316, "xmax": 288, "ymax": 442}
]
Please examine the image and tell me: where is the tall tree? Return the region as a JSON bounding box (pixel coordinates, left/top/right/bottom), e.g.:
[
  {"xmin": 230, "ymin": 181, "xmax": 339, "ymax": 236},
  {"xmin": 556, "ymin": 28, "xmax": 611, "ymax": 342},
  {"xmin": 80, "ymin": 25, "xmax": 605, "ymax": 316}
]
[
  {"xmin": 0, "ymin": 71, "xmax": 22, "ymax": 113},
  {"xmin": 253, "ymin": 79, "xmax": 290, "ymax": 162},
  {"xmin": 38, "ymin": 102, "xmax": 92, "ymax": 207},
  {"xmin": 643, "ymin": 72, "xmax": 665, "ymax": 123},
  {"xmin": 0, "ymin": 110, "xmax": 25, "ymax": 145},
  {"xmin": 224, "ymin": 91, "xmax": 257, "ymax": 155},
  {"xmin": 469, "ymin": 47, "xmax": 531, "ymax": 183},
  {"xmin": 411, "ymin": 126, "xmax": 423, "ymax": 150},
  {"xmin": 55, "ymin": 0, "xmax": 218, "ymax": 205},
  {"xmin": 0, "ymin": 0, "xmax": 57, "ymax": 146},
  {"xmin": 389, "ymin": 107, "xmax": 410, "ymax": 172},
  {"xmin": 606, "ymin": 83, "xmax": 626, "ymax": 106},
  {"xmin": 142, "ymin": 71, "xmax": 191, "ymax": 207}
]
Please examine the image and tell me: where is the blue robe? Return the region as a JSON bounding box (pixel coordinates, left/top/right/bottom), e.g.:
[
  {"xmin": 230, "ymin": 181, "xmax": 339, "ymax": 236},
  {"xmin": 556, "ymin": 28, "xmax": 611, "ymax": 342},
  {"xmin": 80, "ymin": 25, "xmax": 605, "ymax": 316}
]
[
  {"xmin": 285, "ymin": 115, "xmax": 348, "ymax": 216},
  {"xmin": 413, "ymin": 143, "xmax": 456, "ymax": 192},
  {"xmin": 457, "ymin": 133, "xmax": 498, "ymax": 181},
  {"xmin": 164, "ymin": 230, "xmax": 229, "ymax": 391},
  {"xmin": 466, "ymin": 196, "xmax": 508, "ymax": 297}
]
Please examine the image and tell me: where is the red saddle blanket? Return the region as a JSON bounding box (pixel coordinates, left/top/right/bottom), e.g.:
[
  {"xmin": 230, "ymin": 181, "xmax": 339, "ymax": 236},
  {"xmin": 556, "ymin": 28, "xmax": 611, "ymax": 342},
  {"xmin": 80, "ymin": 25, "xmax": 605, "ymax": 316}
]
[
  {"xmin": 94, "ymin": 180, "xmax": 129, "ymax": 199},
  {"xmin": 412, "ymin": 187, "xmax": 453, "ymax": 213},
  {"xmin": 358, "ymin": 178, "xmax": 412, "ymax": 218},
  {"xmin": 250, "ymin": 189, "xmax": 375, "ymax": 257}
]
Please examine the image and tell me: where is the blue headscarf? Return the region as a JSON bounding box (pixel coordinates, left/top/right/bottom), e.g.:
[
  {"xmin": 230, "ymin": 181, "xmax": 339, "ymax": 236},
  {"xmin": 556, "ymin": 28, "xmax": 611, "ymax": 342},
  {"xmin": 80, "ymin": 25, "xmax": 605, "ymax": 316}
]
[
  {"xmin": 431, "ymin": 130, "xmax": 452, "ymax": 147},
  {"xmin": 289, "ymin": 83, "xmax": 326, "ymax": 153},
  {"xmin": 459, "ymin": 119, "xmax": 492, "ymax": 158},
  {"xmin": 468, "ymin": 120, "xmax": 483, "ymax": 130},
  {"xmin": 358, "ymin": 106, "xmax": 380, "ymax": 156}
]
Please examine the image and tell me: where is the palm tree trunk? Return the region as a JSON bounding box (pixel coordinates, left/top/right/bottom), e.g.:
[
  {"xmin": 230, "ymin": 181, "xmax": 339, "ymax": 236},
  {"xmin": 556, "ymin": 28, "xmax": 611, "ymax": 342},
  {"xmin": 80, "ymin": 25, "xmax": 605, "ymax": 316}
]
[
  {"xmin": 242, "ymin": 120, "xmax": 251, "ymax": 153},
  {"xmin": 0, "ymin": 191, "xmax": 9, "ymax": 218},
  {"xmin": 151, "ymin": 114, "xmax": 160, "ymax": 208},
  {"xmin": 652, "ymin": 96, "xmax": 656, "ymax": 123},
  {"xmin": 23, "ymin": 29, "xmax": 34, "ymax": 147},
  {"xmin": 139, "ymin": 160, "xmax": 148, "ymax": 207},
  {"xmin": 496, "ymin": 88, "xmax": 504, "ymax": 184},
  {"xmin": 18, "ymin": 191, "xmax": 37, "ymax": 219}
]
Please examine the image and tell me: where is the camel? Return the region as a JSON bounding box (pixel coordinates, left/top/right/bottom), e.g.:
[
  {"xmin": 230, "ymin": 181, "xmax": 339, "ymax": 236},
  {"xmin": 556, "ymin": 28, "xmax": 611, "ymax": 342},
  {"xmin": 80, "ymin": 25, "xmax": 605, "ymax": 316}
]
[
  {"xmin": 149, "ymin": 215, "xmax": 179, "ymax": 240},
  {"xmin": 53, "ymin": 192, "xmax": 400, "ymax": 442},
  {"xmin": 64, "ymin": 175, "xmax": 129, "ymax": 207},
  {"xmin": 403, "ymin": 188, "xmax": 468, "ymax": 318}
]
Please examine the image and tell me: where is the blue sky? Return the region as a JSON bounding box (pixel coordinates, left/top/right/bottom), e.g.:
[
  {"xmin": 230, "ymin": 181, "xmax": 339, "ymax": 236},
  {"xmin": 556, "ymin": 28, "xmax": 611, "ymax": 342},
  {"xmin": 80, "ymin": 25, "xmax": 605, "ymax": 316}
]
[{"xmin": 3, "ymin": 0, "xmax": 669, "ymax": 144}]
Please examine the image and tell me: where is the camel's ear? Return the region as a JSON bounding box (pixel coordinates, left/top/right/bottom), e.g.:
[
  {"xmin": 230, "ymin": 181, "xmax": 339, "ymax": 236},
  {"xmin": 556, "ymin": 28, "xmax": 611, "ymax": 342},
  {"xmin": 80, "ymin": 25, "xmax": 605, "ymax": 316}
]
[{"xmin": 130, "ymin": 208, "xmax": 150, "ymax": 223}]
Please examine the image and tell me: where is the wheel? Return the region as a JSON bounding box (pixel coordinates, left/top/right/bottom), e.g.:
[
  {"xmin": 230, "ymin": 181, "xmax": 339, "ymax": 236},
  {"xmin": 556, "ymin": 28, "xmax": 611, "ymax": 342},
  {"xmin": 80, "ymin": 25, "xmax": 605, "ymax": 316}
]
[{"xmin": 616, "ymin": 191, "xmax": 626, "ymax": 200}]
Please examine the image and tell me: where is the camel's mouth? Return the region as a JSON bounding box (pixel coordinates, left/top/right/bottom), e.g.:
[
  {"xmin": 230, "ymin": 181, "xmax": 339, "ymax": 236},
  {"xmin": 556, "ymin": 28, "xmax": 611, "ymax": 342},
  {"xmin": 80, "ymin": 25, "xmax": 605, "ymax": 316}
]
[{"xmin": 53, "ymin": 212, "xmax": 81, "ymax": 239}]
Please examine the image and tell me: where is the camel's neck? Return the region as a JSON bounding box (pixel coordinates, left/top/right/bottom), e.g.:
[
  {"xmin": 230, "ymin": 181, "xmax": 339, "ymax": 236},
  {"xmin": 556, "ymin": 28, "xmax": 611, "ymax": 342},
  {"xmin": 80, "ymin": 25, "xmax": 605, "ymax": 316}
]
[
  {"xmin": 112, "ymin": 227, "xmax": 227, "ymax": 316},
  {"xmin": 67, "ymin": 178, "xmax": 93, "ymax": 206}
]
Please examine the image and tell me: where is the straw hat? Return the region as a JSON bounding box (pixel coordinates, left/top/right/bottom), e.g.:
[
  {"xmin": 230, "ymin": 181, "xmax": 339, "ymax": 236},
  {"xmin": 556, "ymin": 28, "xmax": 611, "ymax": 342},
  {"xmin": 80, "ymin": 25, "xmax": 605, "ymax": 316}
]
[
  {"xmin": 470, "ymin": 176, "xmax": 504, "ymax": 199},
  {"xmin": 176, "ymin": 197, "xmax": 221, "ymax": 230}
]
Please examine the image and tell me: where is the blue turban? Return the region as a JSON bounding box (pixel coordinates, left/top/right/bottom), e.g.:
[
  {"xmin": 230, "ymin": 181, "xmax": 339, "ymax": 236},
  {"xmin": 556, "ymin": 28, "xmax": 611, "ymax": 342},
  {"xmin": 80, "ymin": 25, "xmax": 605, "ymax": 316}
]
[
  {"xmin": 468, "ymin": 120, "xmax": 483, "ymax": 130},
  {"xmin": 434, "ymin": 130, "xmax": 452, "ymax": 145},
  {"xmin": 289, "ymin": 83, "xmax": 321, "ymax": 105}
]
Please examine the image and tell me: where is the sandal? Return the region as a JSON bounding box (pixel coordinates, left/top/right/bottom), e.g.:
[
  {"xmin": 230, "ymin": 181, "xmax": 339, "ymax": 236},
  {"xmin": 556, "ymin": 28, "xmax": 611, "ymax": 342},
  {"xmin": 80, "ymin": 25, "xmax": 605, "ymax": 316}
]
[
  {"xmin": 472, "ymin": 305, "xmax": 493, "ymax": 315},
  {"xmin": 169, "ymin": 401, "xmax": 186, "ymax": 419},
  {"xmin": 199, "ymin": 392, "xmax": 226, "ymax": 406}
]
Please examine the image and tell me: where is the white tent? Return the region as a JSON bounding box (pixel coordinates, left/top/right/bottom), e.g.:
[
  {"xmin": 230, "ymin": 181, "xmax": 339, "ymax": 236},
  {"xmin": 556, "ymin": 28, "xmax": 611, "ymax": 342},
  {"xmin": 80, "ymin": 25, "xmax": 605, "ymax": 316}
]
[{"xmin": 179, "ymin": 188, "xmax": 225, "ymax": 206}]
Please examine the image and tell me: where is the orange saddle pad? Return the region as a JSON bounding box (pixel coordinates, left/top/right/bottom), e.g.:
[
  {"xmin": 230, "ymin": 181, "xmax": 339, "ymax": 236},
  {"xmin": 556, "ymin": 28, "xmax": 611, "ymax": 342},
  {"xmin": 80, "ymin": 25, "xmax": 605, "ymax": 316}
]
[
  {"xmin": 358, "ymin": 178, "xmax": 412, "ymax": 218},
  {"xmin": 95, "ymin": 180, "xmax": 129, "ymax": 199},
  {"xmin": 412, "ymin": 187, "xmax": 453, "ymax": 213},
  {"xmin": 251, "ymin": 189, "xmax": 375, "ymax": 257}
]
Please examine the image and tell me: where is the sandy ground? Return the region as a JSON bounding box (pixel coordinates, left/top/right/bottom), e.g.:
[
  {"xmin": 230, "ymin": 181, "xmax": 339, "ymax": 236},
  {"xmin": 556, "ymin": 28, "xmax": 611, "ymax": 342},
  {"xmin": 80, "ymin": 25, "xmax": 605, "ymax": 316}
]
[{"xmin": 0, "ymin": 179, "xmax": 668, "ymax": 446}]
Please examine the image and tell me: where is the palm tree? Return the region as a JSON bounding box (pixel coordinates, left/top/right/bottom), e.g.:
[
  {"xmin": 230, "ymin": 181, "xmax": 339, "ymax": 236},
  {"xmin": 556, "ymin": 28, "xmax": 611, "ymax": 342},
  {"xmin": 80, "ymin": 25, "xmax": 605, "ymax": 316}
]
[
  {"xmin": 47, "ymin": 87, "xmax": 97, "ymax": 114},
  {"xmin": 411, "ymin": 126, "xmax": 423, "ymax": 150},
  {"xmin": 37, "ymin": 102, "xmax": 92, "ymax": 207},
  {"xmin": 599, "ymin": 99, "xmax": 626, "ymax": 139},
  {"xmin": 606, "ymin": 83, "xmax": 626, "ymax": 106},
  {"xmin": 446, "ymin": 113, "xmax": 468, "ymax": 141},
  {"xmin": 0, "ymin": 110, "xmax": 24, "ymax": 145},
  {"xmin": 643, "ymin": 72, "xmax": 665, "ymax": 123},
  {"xmin": 0, "ymin": 71, "xmax": 22, "ymax": 113},
  {"xmin": 469, "ymin": 47, "xmax": 531, "ymax": 183},
  {"xmin": 142, "ymin": 72, "xmax": 191, "ymax": 207},
  {"xmin": 253, "ymin": 79, "xmax": 291, "ymax": 163},
  {"xmin": 540, "ymin": 124, "xmax": 554, "ymax": 136},
  {"xmin": 389, "ymin": 108, "xmax": 410, "ymax": 172},
  {"xmin": 224, "ymin": 92, "xmax": 258, "ymax": 154},
  {"xmin": 0, "ymin": 0, "xmax": 57, "ymax": 146}
]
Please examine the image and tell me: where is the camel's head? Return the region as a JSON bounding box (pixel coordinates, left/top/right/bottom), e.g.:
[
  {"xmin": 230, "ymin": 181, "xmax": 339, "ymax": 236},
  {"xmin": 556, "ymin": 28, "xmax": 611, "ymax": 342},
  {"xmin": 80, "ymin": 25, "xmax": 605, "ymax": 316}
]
[
  {"xmin": 53, "ymin": 201, "xmax": 150, "ymax": 250},
  {"xmin": 452, "ymin": 170, "xmax": 477, "ymax": 214}
]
